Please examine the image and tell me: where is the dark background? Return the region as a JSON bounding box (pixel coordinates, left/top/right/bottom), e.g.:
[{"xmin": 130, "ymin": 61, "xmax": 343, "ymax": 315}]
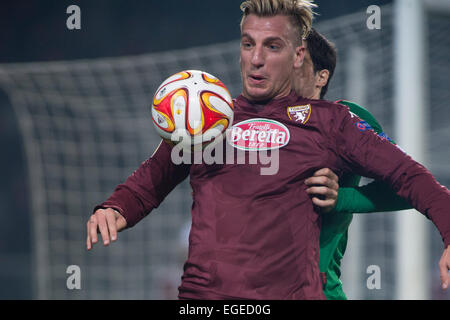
[
  {"xmin": 0, "ymin": 0, "xmax": 392, "ymax": 62},
  {"xmin": 0, "ymin": 0, "xmax": 392, "ymax": 299}
]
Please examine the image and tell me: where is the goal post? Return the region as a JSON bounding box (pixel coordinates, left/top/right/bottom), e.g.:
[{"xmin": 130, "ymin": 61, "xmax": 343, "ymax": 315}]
[
  {"xmin": 394, "ymin": 0, "xmax": 429, "ymax": 300},
  {"xmin": 393, "ymin": 0, "xmax": 450, "ymax": 300}
]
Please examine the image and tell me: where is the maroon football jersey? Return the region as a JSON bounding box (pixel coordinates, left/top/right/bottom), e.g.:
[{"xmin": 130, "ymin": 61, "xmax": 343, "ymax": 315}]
[{"xmin": 96, "ymin": 91, "xmax": 450, "ymax": 300}]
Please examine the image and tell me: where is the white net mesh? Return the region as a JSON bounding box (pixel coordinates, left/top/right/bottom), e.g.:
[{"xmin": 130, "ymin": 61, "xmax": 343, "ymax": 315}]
[
  {"xmin": 0, "ymin": 4, "xmax": 449, "ymax": 299},
  {"xmin": 0, "ymin": 43, "xmax": 241, "ymax": 299}
]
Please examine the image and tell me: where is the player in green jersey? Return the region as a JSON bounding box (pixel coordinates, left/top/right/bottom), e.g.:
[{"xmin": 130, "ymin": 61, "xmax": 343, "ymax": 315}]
[
  {"xmin": 296, "ymin": 28, "xmax": 414, "ymax": 299},
  {"xmin": 316, "ymin": 100, "xmax": 411, "ymax": 300}
]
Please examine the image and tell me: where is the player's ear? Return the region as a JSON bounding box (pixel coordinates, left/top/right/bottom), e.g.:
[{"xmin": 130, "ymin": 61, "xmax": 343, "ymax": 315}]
[
  {"xmin": 293, "ymin": 45, "xmax": 306, "ymax": 69},
  {"xmin": 316, "ymin": 69, "xmax": 330, "ymax": 88}
]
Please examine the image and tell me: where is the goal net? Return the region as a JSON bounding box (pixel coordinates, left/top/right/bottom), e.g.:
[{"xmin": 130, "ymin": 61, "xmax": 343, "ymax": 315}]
[{"xmin": 0, "ymin": 4, "xmax": 448, "ymax": 299}]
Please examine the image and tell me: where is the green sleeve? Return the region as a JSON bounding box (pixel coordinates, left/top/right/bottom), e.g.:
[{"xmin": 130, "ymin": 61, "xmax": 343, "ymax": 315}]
[
  {"xmin": 335, "ymin": 180, "xmax": 412, "ymax": 214},
  {"xmin": 334, "ymin": 100, "xmax": 411, "ymax": 214}
]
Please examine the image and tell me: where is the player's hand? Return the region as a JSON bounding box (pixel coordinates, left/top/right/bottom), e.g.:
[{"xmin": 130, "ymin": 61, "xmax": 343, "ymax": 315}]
[
  {"xmin": 305, "ymin": 168, "xmax": 339, "ymax": 213},
  {"xmin": 439, "ymin": 245, "xmax": 450, "ymax": 290},
  {"xmin": 86, "ymin": 208, "xmax": 127, "ymax": 250}
]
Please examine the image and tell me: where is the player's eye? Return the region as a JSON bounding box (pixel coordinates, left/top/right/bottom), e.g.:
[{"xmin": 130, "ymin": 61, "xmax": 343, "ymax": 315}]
[
  {"xmin": 241, "ymin": 41, "xmax": 252, "ymax": 49},
  {"xmin": 268, "ymin": 44, "xmax": 281, "ymax": 51}
]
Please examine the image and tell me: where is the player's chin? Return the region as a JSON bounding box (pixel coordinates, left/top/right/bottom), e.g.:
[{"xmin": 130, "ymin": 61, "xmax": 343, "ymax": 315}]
[{"xmin": 244, "ymin": 86, "xmax": 272, "ymax": 102}]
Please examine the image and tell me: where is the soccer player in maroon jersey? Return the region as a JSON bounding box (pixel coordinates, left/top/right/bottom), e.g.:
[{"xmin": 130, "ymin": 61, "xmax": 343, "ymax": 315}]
[{"xmin": 86, "ymin": 0, "xmax": 450, "ymax": 299}]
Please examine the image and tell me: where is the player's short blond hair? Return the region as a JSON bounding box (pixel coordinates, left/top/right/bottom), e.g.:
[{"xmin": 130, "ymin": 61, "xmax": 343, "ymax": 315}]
[{"xmin": 240, "ymin": 0, "xmax": 317, "ymax": 44}]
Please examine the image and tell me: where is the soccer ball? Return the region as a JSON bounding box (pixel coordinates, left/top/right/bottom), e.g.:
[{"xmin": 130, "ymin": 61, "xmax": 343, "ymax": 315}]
[{"xmin": 151, "ymin": 70, "xmax": 234, "ymax": 149}]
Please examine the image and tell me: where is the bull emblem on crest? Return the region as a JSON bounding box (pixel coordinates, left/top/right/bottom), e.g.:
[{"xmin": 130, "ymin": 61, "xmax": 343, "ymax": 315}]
[{"xmin": 287, "ymin": 105, "xmax": 311, "ymax": 125}]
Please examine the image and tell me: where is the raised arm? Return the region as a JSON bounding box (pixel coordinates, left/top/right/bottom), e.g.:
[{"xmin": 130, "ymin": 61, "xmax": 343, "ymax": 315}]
[
  {"xmin": 334, "ymin": 108, "xmax": 450, "ymax": 241},
  {"xmin": 333, "ymin": 104, "xmax": 450, "ymax": 289},
  {"xmin": 335, "ymin": 100, "xmax": 412, "ymax": 213}
]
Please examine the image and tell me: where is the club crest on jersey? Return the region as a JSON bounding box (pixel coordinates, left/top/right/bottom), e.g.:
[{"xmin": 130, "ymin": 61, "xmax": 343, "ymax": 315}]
[
  {"xmin": 287, "ymin": 105, "xmax": 311, "ymax": 125},
  {"xmin": 227, "ymin": 118, "xmax": 290, "ymax": 151}
]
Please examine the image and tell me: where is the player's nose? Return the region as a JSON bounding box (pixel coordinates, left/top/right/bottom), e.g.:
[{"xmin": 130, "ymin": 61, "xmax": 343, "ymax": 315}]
[{"xmin": 250, "ymin": 45, "xmax": 265, "ymax": 68}]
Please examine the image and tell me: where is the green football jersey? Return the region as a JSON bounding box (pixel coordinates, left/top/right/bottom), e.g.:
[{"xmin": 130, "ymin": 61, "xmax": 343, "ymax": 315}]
[{"xmin": 319, "ymin": 100, "xmax": 411, "ymax": 300}]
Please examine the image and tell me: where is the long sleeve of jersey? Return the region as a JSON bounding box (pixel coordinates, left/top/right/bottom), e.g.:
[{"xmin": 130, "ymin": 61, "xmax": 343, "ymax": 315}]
[
  {"xmin": 334, "ymin": 100, "xmax": 412, "ymax": 214},
  {"xmin": 93, "ymin": 141, "xmax": 191, "ymax": 228},
  {"xmin": 336, "ymin": 181, "xmax": 412, "ymax": 214},
  {"xmin": 333, "ymin": 105, "xmax": 450, "ymax": 248}
]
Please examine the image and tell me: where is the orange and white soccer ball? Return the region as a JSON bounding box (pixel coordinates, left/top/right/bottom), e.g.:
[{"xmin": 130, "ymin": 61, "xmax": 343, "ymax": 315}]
[{"xmin": 151, "ymin": 70, "xmax": 234, "ymax": 148}]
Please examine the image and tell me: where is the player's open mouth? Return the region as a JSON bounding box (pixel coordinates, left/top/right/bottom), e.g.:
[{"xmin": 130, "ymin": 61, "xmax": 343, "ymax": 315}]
[{"xmin": 248, "ymin": 74, "xmax": 266, "ymax": 84}]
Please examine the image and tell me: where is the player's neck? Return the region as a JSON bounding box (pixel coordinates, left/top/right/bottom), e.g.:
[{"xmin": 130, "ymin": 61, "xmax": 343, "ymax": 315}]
[
  {"xmin": 306, "ymin": 92, "xmax": 321, "ymax": 100},
  {"xmin": 238, "ymin": 91, "xmax": 297, "ymax": 108}
]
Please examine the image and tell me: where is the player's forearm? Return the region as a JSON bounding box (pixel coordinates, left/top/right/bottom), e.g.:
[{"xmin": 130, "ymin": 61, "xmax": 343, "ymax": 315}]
[
  {"xmin": 93, "ymin": 184, "xmax": 157, "ymax": 228},
  {"xmin": 93, "ymin": 158, "xmax": 163, "ymax": 228},
  {"xmin": 336, "ymin": 181, "xmax": 412, "ymax": 214},
  {"xmin": 92, "ymin": 141, "xmax": 190, "ymax": 228},
  {"xmin": 336, "ymin": 108, "xmax": 450, "ymax": 247},
  {"xmin": 369, "ymin": 152, "xmax": 450, "ymax": 247},
  {"xmin": 392, "ymin": 163, "xmax": 450, "ymax": 248}
]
